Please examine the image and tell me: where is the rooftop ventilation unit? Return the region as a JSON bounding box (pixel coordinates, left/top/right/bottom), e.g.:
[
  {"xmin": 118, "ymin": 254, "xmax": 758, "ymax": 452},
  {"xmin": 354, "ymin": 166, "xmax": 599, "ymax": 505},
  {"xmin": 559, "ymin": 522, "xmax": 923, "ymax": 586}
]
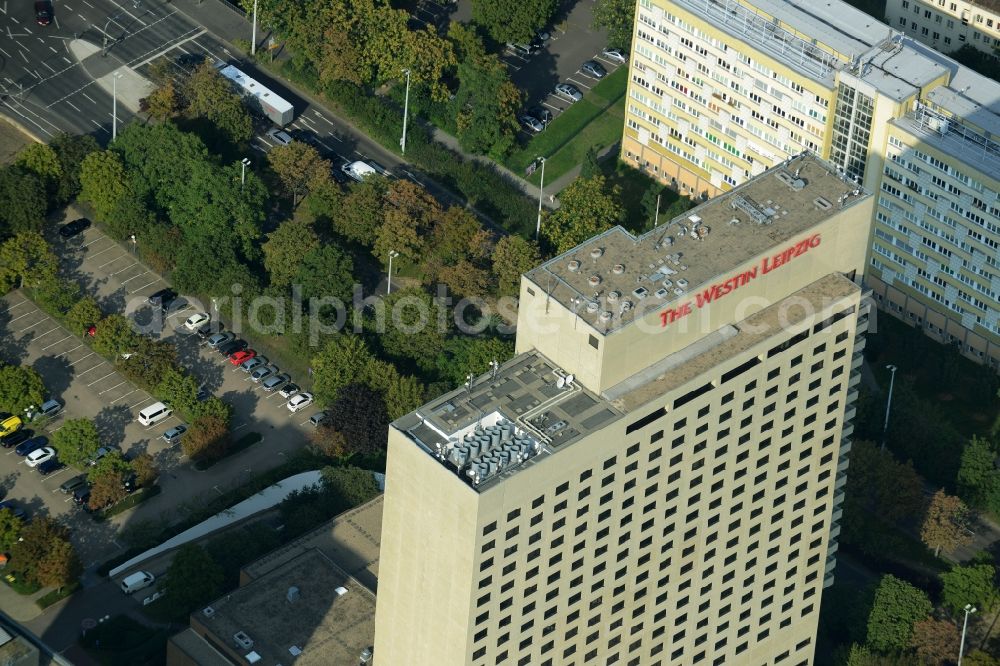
[
  {"xmin": 655, "ymin": 287, "xmax": 669, "ymax": 299},
  {"xmin": 600, "ymin": 311, "xmax": 613, "ymax": 322},
  {"xmin": 590, "ymin": 247, "xmax": 604, "ymax": 259},
  {"xmin": 234, "ymin": 631, "xmax": 254, "ymax": 650},
  {"xmin": 612, "ymin": 264, "xmax": 625, "ymax": 275},
  {"xmin": 588, "ymin": 275, "xmax": 601, "ymax": 287},
  {"xmin": 289, "ymin": 646, "xmax": 303, "ymax": 657},
  {"xmin": 360, "ymin": 648, "xmax": 374, "ymax": 665},
  {"xmin": 730, "ymin": 194, "xmax": 771, "ymax": 225},
  {"xmin": 607, "ymin": 291, "xmax": 620, "ymax": 302},
  {"xmin": 633, "ymin": 287, "xmax": 648, "ymax": 299},
  {"xmin": 567, "ymin": 260, "xmax": 580, "ymax": 272},
  {"xmin": 245, "ymin": 652, "xmax": 261, "ymax": 664},
  {"xmin": 202, "ymin": 606, "xmax": 216, "ymax": 618},
  {"xmin": 586, "ymin": 301, "xmax": 599, "ymax": 313},
  {"xmin": 676, "ymin": 278, "xmax": 689, "ymax": 289},
  {"xmin": 286, "ymin": 586, "xmax": 300, "ymax": 603},
  {"xmin": 814, "ymin": 197, "xmax": 832, "ymax": 210},
  {"xmin": 335, "ymin": 586, "xmax": 348, "ymax": 597}
]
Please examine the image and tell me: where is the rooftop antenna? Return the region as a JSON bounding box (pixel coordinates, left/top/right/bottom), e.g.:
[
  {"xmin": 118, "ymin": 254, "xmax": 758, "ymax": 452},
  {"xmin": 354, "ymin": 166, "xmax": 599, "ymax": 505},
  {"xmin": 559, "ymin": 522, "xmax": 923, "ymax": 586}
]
[
  {"xmin": 490, "ymin": 359, "xmax": 500, "ymax": 381},
  {"xmin": 556, "ymin": 376, "xmax": 566, "ymax": 389},
  {"xmin": 566, "ymin": 374, "xmax": 574, "ymax": 386},
  {"xmin": 465, "ymin": 373, "xmax": 474, "ymax": 397}
]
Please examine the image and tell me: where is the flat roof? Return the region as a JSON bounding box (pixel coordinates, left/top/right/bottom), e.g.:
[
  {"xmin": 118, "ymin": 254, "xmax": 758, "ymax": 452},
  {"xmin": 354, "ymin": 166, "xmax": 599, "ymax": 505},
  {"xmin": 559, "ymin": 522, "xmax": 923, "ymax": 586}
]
[
  {"xmin": 242, "ymin": 496, "xmax": 383, "ymax": 593},
  {"xmin": 197, "ymin": 549, "xmax": 375, "ymax": 666},
  {"xmin": 524, "ymin": 153, "xmax": 867, "ymax": 334},
  {"xmin": 169, "ymin": 628, "xmax": 232, "ymax": 666},
  {"xmin": 396, "ymin": 274, "xmax": 860, "ymax": 491},
  {"xmin": 847, "ymin": 39, "xmax": 950, "ymax": 101}
]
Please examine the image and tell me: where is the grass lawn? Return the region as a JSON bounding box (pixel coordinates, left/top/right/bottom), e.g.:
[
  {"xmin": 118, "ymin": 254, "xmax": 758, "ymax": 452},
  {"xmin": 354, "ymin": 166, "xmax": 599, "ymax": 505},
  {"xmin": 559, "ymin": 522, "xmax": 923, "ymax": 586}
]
[
  {"xmin": 506, "ymin": 66, "xmax": 629, "ymax": 182},
  {"xmin": 37, "ymin": 582, "xmax": 80, "ymax": 610}
]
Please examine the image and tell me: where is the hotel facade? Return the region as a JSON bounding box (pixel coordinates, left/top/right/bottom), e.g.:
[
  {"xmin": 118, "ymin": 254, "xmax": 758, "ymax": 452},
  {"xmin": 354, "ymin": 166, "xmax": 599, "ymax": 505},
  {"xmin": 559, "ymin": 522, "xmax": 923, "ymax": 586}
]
[
  {"xmin": 621, "ymin": 0, "xmax": 1000, "ymax": 367},
  {"xmin": 374, "ymin": 154, "xmax": 873, "ymax": 666}
]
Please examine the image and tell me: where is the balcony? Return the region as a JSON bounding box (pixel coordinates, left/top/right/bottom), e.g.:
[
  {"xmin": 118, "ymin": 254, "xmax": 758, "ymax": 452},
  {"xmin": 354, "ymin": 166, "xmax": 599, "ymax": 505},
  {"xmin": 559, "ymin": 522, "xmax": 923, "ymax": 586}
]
[
  {"xmin": 843, "ymin": 406, "xmax": 857, "ymax": 423},
  {"xmin": 837, "ymin": 456, "xmax": 850, "ymax": 474},
  {"xmin": 846, "ymin": 388, "xmax": 860, "ymax": 405},
  {"xmin": 829, "ymin": 521, "xmax": 841, "ymax": 540},
  {"xmin": 841, "ymin": 424, "xmax": 854, "ymax": 440},
  {"xmin": 851, "ymin": 354, "xmax": 864, "ymax": 372},
  {"xmin": 830, "ymin": 506, "xmax": 843, "ymax": 523}
]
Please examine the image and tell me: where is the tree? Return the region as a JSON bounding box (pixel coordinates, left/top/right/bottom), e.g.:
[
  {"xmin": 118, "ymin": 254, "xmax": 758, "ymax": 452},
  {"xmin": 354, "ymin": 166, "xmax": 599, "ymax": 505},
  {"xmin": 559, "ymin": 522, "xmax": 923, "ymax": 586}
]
[
  {"xmin": 0, "ymin": 231, "xmax": 57, "ymax": 292},
  {"xmin": 435, "ymin": 336, "xmax": 515, "ymax": 385},
  {"xmin": 14, "ymin": 143, "xmax": 62, "ymax": 188},
  {"xmin": 78, "ymin": 150, "xmax": 129, "ymax": 221},
  {"xmin": 909, "ymin": 618, "xmax": 960, "ymax": 665},
  {"xmin": 50, "ymin": 133, "xmax": 99, "ymax": 205},
  {"xmin": 334, "ymin": 176, "xmax": 388, "ymax": 245},
  {"xmin": 163, "ymin": 544, "xmax": 224, "ymax": 614},
  {"xmin": 472, "ymin": 0, "xmax": 558, "ymax": 44},
  {"xmin": 143, "ymin": 80, "xmax": 181, "ymax": 120},
  {"xmin": 321, "ymin": 466, "xmax": 380, "ymax": 506},
  {"xmin": 130, "ymin": 452, "xmax": 159, "ymax": 488},
  {"xmin": 940, "ymin": 564, "xmax": 999, "ymax": 615},
  {"xmin": 965, "ymin": 650, "xmax": 1000, "ymax": 666},
  {"xmin": 267, "ymin": 142, "xmax": 332, "ymax": 207},
  {"xmin": 157, "ymin": 366, "xmax": 200, "ymax": 421},
  {"xmin": 0, "ymin": 166, "xmax": 47, "ymax": 236},
  {"xmin": 310, "ymin": 425, "xmax": 348, "ymax": 458},
  {"xmin": 312, "ymin": 334, "xmax": 376, "ymax": 406},
  {"xmin": 263, "ymin": 217, "xmax": 320, "ymax": 289},
  {"xmin": 542, "ymin": 175, "xmax": 625, "ymax": 254},
  {"xmin": 294, "ymin": 243, "xmax": 355, "ymax": 304},
  {"xmin": 592, "ymin": 0, "xmax": 636, "ymax": 50},
  {"xmin": 0, "ymin": 509, "xmax": 21, "ymax": 551},
  {"xmin": 88, "ymin": 466, "xmax": 129, "ymax": 510},
  {"xmin": 0, "ymin": 364, "xmax": 46, "ymax": 415},
  {"xmin": 580, "ymin": 146, "xmax": 602, "ymax": 180},
  {"xmin": 35, "ymin": 539, "xmax": 82, "ymax": 590},
  {"xmin": 842, "ymin": 440, "xmax": 924, "ymax": 550},
  {"xmin": 377, "ymin": 363, "xmax": 424, "ymax": 419},
  {"xmin": 182, "ymin": 63, "xmax": 254, "ymax": 145},
  {"xmin": 328, "ymin": 383, "xmax": 390, "ymax": 456},
  {"xmin": 920, "ymin": 490, "xmax": 972, "ymax": 557},
  {"xmin": 376, "ymin": 288, "xmax": 449, "ymax": 372},
  {"xmin": 51, "ymin": 418, "xmax": 101, "ymax": 467},
  {"xmin": 422, "ymin": 207, "xmax": 493, "ymax": 297},
  {"xmin": 65, "ymin": 296, "xmax": 103, "ymax": 335},
  {"xmin": 119, "ymin": 338, "xmax": 177, "ymax": 390},
  {"xmin": 865, "ymin": 575, "xmax": 932, "ymax": 652},
  {"xmin": 845, "ymin": 644, "xmax": 913, "ymax": 666},
  {"xmin": 492, "ymin": 235, "xmax": 541, "ymax": 296},
  {"xmin": 190, "ymin": 396, "xmax": 232, "ymax": 424},
  {"xmin": 374, "ymin": 179, "xmax": 441, "ymax": 263},
  {"xmin": 33, "ymin": 276, "xmax": 80, "ymax": 316},
  {"xmin": 182, "ymin": 415, "xmax": 230, "ymax": 462},
  {"xmin": 641, "ymin": 184, "xmax": 665, "ymax": 226},
  {"xmin": 958, "ymin": 436, "xmax": 1000, "ymax": 513}
]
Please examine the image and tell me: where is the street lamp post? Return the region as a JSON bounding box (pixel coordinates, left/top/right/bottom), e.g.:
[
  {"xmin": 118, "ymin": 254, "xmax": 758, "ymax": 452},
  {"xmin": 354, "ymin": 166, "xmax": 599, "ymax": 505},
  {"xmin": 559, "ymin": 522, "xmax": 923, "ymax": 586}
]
[
  {"xmin": 958, "ymin": 604, "xmax": 977, "ymax": 665},
  {"xmin": 400, "ymin": 69, "xmax": 411, "ymax": 155},
  {"xmin": 112, "ymin": 72, "xmax": 122, "ymax": 140},
  {"xmin": 535, "ymin": 157, "xmax": 546, "ymax": 240},
  {"xmin": 387, "ymin": 250, "xmax": 399, "ymax": 295},
  {"xmin": 241, "ymin": 157, "xmax": 251, "ymax": 188},
  {"xmin": 880, "ymin": 364, "xmax": 898, "ymax": 451},
  {"xmin": 251, "ymin": 0, "xmax": 258, "ymax": 56}
]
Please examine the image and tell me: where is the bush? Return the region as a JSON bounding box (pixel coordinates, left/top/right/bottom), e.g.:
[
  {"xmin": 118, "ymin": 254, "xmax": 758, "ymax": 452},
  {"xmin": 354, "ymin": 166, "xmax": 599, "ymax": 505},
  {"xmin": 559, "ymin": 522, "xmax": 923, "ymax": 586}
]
[
  {"xmin": 98, "ymin": 485, "xmax": 162, "ymax": 520},
  {"xmin": 37, "ymin": 581, "xmax": 80, "ymax": 609},
  {"xmin": 193, "ymin": 432, "xmax": 262, "ymax": 470}
]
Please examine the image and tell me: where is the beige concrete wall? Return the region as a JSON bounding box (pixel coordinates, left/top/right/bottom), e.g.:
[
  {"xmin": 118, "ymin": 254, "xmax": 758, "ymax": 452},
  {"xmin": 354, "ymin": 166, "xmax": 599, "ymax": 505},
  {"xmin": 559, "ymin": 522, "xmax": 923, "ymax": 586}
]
[
  {"xmin": 373, "ymin": 428, "xmax": 482, "ymax": 666},
  {"xmin": 517, "ymin": 196, "xmax": 874, "ymax": 395}
]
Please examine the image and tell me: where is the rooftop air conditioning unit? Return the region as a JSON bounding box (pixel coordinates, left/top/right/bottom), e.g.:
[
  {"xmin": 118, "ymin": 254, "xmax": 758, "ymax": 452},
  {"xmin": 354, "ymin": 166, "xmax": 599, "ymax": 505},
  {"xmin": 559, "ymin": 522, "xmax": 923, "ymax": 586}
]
[
  {"xmin": 202, "ymin": 606, "xmax": 215, "ymax": 618},
  {"xmin": 234, "ymin": 631, "xmax": 254, "ymax": 650}
]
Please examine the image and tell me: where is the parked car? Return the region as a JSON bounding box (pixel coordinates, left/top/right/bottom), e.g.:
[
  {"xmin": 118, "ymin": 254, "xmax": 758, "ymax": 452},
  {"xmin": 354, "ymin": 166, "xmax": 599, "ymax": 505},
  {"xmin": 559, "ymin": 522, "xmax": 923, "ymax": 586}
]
[
  {"xmin": 0, "ymin": 429, "xmax": 31, "ymax": 449},
  {"xmin": 147, "ymin": 288, "xmax": 177, "ymax": 311},
  {"xmin": 519, "ymin": 115, "xmax": 545, "ymax": 133},
  {"xmin": 279, "ymin": 383, "xmax": 300, "ymax": 399},
  {"xmin": 309, "ymin": 411, "xmax": 329, "ymax": 427},
  {"xmin": 286, "ymin": 393, "xmax": 314, "ymax": 413},
  {"xmin": 162, "ymin": 424, "xmax": 187, "ymax": 444},
  {"xmin": 26, "ymin": 447, "xmax": 56, "ymax": 467},
  {"xmin": 266, "ymin": 128, "xmax": 293, "ymax": 146},
  {"xmin": 59, "ymin": 474, "xmax": 88, "ymax": 494},
  {"xmin": 207, "ymin": 331, "xmax": 235, "ymax": 348},
  {"xmin": 528, "ymin": 106, "xmax": 552, "ymax": 124},
  {"xmin": 240, "ymin": 356, "xmax": 268, "ymax": 373},
  {"xmin": 15, "ymin": 436, "xmax": 48, "ymax": 457},
  {"xmin": 555, "ymin": 83, "xmax": 583, "ymax": 102},
  {"xmin": 184, "ymin": 312, "xmax": 210, "ymax": 331},
  {"xmin": 58, "ymin": 217, "xmax": 91, "ymax": 238},
  {"xmin": 262, "ymin": 373, "xmax": 290, "ymax": 392},
  {"xmin": 121, "ymin": 571, "xmax": 155, "ymax": 595},
  {"xmin": 72, "ymin": 486, "xmax": 91, "ymax": 506},
  {"xmin": 37, "ymin": 458, "xmax": 63, "ymax": 475},
  {"xmin": 123, "ymin": 473, "xmax": 138, "ymax": 494},
  {"xmin": 602, "ymin": 47, "xmax": 626, "ymax": 63},
  {"xmin": 0, "ymin": 501, "xmax": 26, "ymax": 521},
  {"xmin": 506, "ymin": 42, "xmax": 536, "ymax": 57},
  {"xmin": 0, "ymin": 415, "xmax": 22, "ymax": 438},
  {"xmin": 217, "ymin": 339, "xmax": 248, "ymax": 356},
  {"xmin": 39, "ymin": 399, "xmax": 63, "ymax": 418},
  {"xmin": 581, "ymin": 60, "xmax": 607, "ymax": 79},
  {"xmin": 34, "ymin": 0, "xmax": 53, "ymax": 25},
  {"xmin": 88, "ymin": 446, "xmax": 115, "ymax": 466},
  {"xmin": 230, "ymin": 349, "xmax": 256, "ymax": 366},
  {"xmin": 250, "ymin": 365, "xmax": 276, "ymax": 383},
  {"xmin": 196, "ymin": 387, "xmax": 211, "ymax": 402},
  {"xmin": 197, "ymin": 322, "xmax": 222, "ymax": 340}
]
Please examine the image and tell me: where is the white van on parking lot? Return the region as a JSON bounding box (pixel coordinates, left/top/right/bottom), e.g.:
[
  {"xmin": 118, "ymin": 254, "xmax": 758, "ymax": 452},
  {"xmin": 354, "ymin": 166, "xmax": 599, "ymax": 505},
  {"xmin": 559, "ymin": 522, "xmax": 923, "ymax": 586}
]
[
  {"xmin": 137, "ymin": 402, "xmax": 172, "ymax": 426},
  {"xmin": 121, "ymin": 571, "xmax": 155, "ymax": 594}
]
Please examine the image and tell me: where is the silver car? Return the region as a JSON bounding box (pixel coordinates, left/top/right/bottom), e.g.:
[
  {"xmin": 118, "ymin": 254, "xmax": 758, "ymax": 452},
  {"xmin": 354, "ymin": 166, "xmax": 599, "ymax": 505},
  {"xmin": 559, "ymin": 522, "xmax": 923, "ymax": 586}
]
[
  {"xmin": 519, "ymin": 114, "xmax": 545, "ymax": 133},
  {"xmin": 162, "ymin": 424, "xmax": 187, "ymax": 444},
  {"xmin": 207, "ymin": 331, "xmax": 235, "ymax": 349},
  {"xmin": 602, "ymin": 47, "xmax": 626, "ymax": 63},
  {"xmin": 581, "ymin": 60, "xmax": 607, "ymax": 79},
  {"xmin": 555, "ymin": 83, "xmax": 583, "ymax": 102},
  {"xmin": 250, "ymin": 365, "xmax": 277, "ymax": 383},
  {"xmin": 240, "ymin": 356, "xmax": 268, "ymax": 373},
  {"xmin": 262, "ymin": 373, "xmax": 290, "ymax": 392}
]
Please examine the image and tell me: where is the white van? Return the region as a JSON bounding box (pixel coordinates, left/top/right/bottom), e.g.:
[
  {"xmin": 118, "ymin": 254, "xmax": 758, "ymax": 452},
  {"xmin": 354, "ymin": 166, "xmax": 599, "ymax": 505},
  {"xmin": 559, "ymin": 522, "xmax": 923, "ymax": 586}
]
[
  {"xmin": 341, "ymin": 160, "xmax": 378, "ymax": 182},
  {"xmin": 121, "ymin": 571, "xmax": 155, "ymax": 595},
  {"xmin": 137, "ymin": 402, "xmax": 172, "ymax": 426}
]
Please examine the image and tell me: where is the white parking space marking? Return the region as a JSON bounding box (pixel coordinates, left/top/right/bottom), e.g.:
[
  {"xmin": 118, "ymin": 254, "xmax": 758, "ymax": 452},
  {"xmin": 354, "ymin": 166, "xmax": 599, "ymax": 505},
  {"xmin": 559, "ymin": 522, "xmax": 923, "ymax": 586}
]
[
  {"xmin": 98, "ymin": 381, "xmax": 128, "ymax": 395},
  {"xmin": 9, "ymin": 309, "xmax": 41, "ymax": 324},
  {"xmin": 87, "ymin": 371, "xmax": 117, "ymax": 386},
  {"xmin": 83, "ymin": 236, "xmax": 107, "ymax": 247},
  {"xmin": 110, "ymin": 262, "xmax": 138, "ymax": 276},
  {"xmin": 3, "ymin": 300, "xmax": 29, "ymax": 313},
  {"xmin": 120, "ymin": 271, "xmax": 151, "ymax": 285},
  {"xmin": 129, "ymin": 399, "xmax": 146, "ymax": 409},
  {"xmin": 41, "ymin": 335, "xmax": 73, "ymax": 350},
  {"xmin": 110, "ymin": 389, "xmax": 136, "ymax": 404},
  {"xmin": 16, "ymin": 316, "xmax": 50, "ymax": 332},
  {"xmin": 568, "ymin": 77, "xmax": 592, "ymax": 89},
  {"xmin": 33, "ymin": 326, "xmax": 61, "ymax": 339},
  {"xmin": 87, "ymin": 244, "xmax": 120, "ymax": 260},
  {"xmin": 128, "ymin": 279, "xmax": 160, "ymax": 294},
  {"xmin": 62, "ymin": 343, "xmax": 83, "ymax": 355},
  {"xmin": 76, "ymin": 362, "xmax": 108, "ymax": 377}
]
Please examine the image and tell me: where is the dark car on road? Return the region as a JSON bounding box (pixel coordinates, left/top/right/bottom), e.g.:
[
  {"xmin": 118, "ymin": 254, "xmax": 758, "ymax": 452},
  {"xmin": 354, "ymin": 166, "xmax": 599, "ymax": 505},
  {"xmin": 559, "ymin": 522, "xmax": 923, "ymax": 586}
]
[
  {"xmin": 34, "ymin": 0, "xmax": 53, "ymax": 25},
  {"xmin": 15, "ymin": 435, "xmax": 47, "ymax": 457},
  {"xmin": 59, "ymin": 218, "xmax": 91, "ymax": 238},
  {"xmin": 0, "ymin": 429, "xmax": 32, "ymax": 449},
  {"xmin": 176, "ymin": 52, "xmax": 205, "ymax": 71},
  {"xmin": 217, "ymin": 339, "xmax": 248, "ymax": 356},
  {"xmin": 147, "ymin": 288, "xmax": 178, "ymax": 311},
  {"xmin": 60, "ymin": 474, "xmax": 88, "ymax": 494}
]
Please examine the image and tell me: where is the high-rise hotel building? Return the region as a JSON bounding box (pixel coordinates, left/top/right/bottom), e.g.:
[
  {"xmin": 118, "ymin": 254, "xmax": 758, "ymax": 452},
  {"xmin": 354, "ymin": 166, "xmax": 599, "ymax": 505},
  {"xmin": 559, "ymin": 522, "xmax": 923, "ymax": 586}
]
[
  {"xmin": 375, "ymin": 153, "xmax": 873, "ymax": 666},
  {"xmin": 622, "ymin": 0, "xmax": 1000, "ymax": 366}
]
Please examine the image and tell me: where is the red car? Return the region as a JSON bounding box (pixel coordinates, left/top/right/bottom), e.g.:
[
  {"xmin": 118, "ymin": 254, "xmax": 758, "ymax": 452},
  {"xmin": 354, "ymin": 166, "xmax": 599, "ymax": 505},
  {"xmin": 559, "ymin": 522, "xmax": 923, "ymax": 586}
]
[
  {"xmin": 229, "ymin": 349, "xmax": 256, "ymax": 365},
  {"xmin": 86, "ymin": 325, "xmax": 96, "ymax": 337}
]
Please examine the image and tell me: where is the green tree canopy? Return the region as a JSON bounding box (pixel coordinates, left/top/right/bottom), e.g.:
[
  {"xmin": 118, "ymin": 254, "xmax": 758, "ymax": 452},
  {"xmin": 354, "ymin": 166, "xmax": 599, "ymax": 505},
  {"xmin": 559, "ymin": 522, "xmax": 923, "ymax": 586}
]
[
  {"xmin": 65, "ymin": 296, "xmax": 103, "ymax": 335},
  {"xmin": 542, "ymin": 175, "xmax": 625, "ymax": 255},
  {"xmin": 841, "ymin": 440, "xmax": 924, "ymax": 550},
  {"xmin": 78, "ymin": 150, "xmax": 129, "ymax": 221},
  {"xmin": 592, "ymin": 0, "xmax": 636, "ymax": 50},
  {"xmin": 958, "ymin": 436, "xmax": 1000, "ymax": 513},
  {"xmin": 375, "ymin": 287, "xmax": 449, "ymax": 372},
  {"xmin": 157, "ymin": 366, "xmax": 201, "ymax": 421},
  {"xmin": 0, "ymin": 364, "xmax": 46, "ymax": 416},
  {"xmin": 267, "ymin": 142, "xmax": 333, "ymax": 207},
  {"xmin": 14, "ymin": 143, "xmax": 62, "ymax": 188},
  {"xmin": 163, "ymin": 544, "xmax": 224, "ymax": 614},
  {"xmin": 263, "ymin": 217, "xmax": 321, "ymax": 289},
  {"xmin": 865, "ymin": 575, "xmax": 932, "ymax": 652},
  {"xmin": 328, "ymin": 383, "xmax": 390, "ymax": 456},
  {"xmin": 920, "ymin": 490, "xmax": 972, "ymax": 557},
  {"xmin": 182, "ymin": 63, "xmax": 254, "ymax": 146},
  {"xmin": 492, "ymin": 235, "xmax": 540, "ymax": 296},
  {"xmin": 0, "ymin": 509, "xmax": 22, "ymax": 552},
  {"xmin": 312, "ymin": 334, "xmax": 376, "ymax": 406},
  {"xmin": 52, "ymin": 418, "xmax": 101, "ymax": 467},
  {"xmin": 0, "ymin": 231, "xmax": 58, "ymax": 292},
  {"xmin": 50, "ymin": 133, "xmax": 100, "ymax": 205},
  {"xmin": 334, "ymin": 176, "xmax": 388, "ymax": 245},
  {"xmin": 8, "ymin": 516, "xmax": 78, "ymax": 588},
  {"xmin": 182, "ymin": 415, "xmax": 230, "ymax": 463},
  {"xmin": 295, "ymin": 243, "xmax": 355, "ymax": 305},
  {"xmin": 940, "ymin": 564, "xmax": 999, "ymax": 615},
  {"xmin": 0, "ymin": 166, "xmax": 47, "ymax": 237},
  {"xmin": 435, "ymin": 335, "xmax": 514, "ymax": 385},
  {"xmin": 472, "ymin": 0, "xmax": 558, "ymax": 44}
]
